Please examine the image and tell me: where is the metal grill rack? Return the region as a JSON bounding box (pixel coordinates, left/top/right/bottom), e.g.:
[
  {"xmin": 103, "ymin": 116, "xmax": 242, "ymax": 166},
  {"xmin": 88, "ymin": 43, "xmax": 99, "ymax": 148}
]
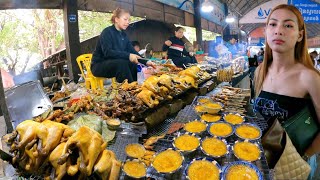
[
  {"xmin": 107, "ymin": 133, "xmax": 140, "ymax": 162},
  {"xmin": 146, "ymin": 116, "xmax": 176, "ymax": 138}
]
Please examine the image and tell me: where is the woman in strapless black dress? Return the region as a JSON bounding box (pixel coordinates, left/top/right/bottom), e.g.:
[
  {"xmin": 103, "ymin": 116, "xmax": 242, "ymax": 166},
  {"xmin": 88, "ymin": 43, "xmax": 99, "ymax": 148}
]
[{"xmin": 253, "ymin": 4, "xmax": 320, "ymax": 179}]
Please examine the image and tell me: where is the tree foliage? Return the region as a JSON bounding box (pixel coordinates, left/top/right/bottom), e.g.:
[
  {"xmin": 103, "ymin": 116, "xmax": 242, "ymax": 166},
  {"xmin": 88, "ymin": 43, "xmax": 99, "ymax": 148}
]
[
  {"xmin": 32, "ymin": 9, "xmax": 65, "ymax": 58},
  {"xmin": 0, "ymin": 10, "xmax": 39, "ymax": 75},
  {"xmin": 78, "ymin": 11, "xmax": 143, "ymax": 42}
]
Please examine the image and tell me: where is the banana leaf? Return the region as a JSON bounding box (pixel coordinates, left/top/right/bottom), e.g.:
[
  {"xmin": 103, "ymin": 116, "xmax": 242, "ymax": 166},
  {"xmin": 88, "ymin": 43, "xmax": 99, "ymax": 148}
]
[{"xmin": 68, "ymin": 114, "xmax": 116, "ymax": 143}]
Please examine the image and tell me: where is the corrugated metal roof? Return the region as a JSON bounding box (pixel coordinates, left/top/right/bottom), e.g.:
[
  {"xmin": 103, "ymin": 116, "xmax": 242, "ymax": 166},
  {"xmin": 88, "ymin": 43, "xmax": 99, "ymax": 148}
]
[{"xmin": 0, "ymin": 0, "xmax": 319, "ymax": 38}]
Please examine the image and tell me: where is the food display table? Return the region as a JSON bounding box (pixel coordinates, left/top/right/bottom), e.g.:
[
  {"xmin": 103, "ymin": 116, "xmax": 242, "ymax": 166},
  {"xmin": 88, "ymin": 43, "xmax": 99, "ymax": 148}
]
[{"xmin": 111, "ymin": 82, "xmax": 272, "ymax": 180}]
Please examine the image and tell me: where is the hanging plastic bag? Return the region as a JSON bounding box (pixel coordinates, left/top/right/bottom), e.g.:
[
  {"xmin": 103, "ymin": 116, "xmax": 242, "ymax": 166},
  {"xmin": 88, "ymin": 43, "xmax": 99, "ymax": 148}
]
[{"xmin": 137, "ymin": 64, "xmax": 145, "ymax": 84}]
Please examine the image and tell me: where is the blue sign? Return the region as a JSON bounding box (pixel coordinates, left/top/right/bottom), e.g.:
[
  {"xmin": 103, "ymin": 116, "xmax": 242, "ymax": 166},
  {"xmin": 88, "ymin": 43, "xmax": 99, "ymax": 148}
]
[
  {"xmin": 289, "ymin": 0, "xmax": 320, "ymax": 23},
  {"xmin": 256, "ymin": 7, "xmax": 271, "ymax": 19},
  {"xmin": 68, "ymin": 14, "xmax": 77, "ymax": 23}
]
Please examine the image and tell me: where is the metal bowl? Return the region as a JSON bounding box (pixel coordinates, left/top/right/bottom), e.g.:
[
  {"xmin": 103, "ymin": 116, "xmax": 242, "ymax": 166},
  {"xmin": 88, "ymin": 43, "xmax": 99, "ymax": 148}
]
[
  {"xmin": 194, "ymin": 101, "xmax": 224, "ymax": 116},
  {"xmin": 185, "ymin": 157, "xmax": 222, "ymax": 180},
  {"xmin": 232, "ymin": 140, "xmax": 262, "ymax": 162},
  {"xmin": 200, "ymin": 113, "xmax": 222, "ymax": 123},
  {"xmin": 196, "ymin": 96, "xmax": 214, "ymax": 104},
  {"xmin": 172, "ymin": 132, "xmax": 200, "ymax": 155},
  {"xmin": 106, "ymin": 118, "xmax": 121, "ymax": 130},
  {"xmin": 200, "ymin": 137, "xmax": 229, "ymax": 158},
  {"xmin": 122, "ymin": 159, "xmax": 147, "ymax": 179},
  {"xmin": 222, "ymin": 161, "xmax": 263, "ymax": 180},
  {"xmin": 235, "ymin": 123, "xmax": 262, "ymax": 141},
  {"xmin": 151, "ymin": 148, "xmax": 184, "ymax": 174},
  {"xmin": 207, "ymin": 121, "xmax": 234, "ymax": 138},
  {"xmin": 223, "ymin": 113, "xmax": 245, "ymax": 125},
  {"xmin": 125, "ymin": 143, "xmax": 146, "ymax": 159},
  {"xmin": 184, "ymin": 120, "xmax": 208, "ymax": 135}
]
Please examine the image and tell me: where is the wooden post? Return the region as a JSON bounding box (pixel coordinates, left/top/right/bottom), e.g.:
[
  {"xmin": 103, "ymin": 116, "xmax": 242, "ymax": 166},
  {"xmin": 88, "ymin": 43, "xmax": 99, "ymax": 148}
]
[
  {"xmin": 63, "ymin": 0, "xmax": 81, "ymax": 83},
  {"xmin": 0, "ymin": 71, "xmax": 13, "ymax": 133},
  {"xmin": 194, "ymin": 0, "xmax": 203, "ymax": 49}
]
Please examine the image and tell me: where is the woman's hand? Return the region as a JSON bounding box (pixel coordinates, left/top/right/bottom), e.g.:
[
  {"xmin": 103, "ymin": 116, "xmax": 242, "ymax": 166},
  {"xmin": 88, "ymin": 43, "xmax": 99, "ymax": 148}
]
[
  {"xmin": 129, "ymin": 54, "xmax": 140, "ymax": 64},
  {"xmin": 189, "ymin": 52, "xmax": 194, "ymax": 56},
  {"xmin": 165, "ymin": 40, "xmax": 172, "ymax": 46},
  {"xmin": 146, "ymin": 61, "xmax": 157, "ymax": 69}
]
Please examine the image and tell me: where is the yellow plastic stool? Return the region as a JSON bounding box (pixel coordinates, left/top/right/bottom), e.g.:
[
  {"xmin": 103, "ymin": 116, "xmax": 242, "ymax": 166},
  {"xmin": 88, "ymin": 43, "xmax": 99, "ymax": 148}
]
[{"xmin": 76, "ymin": 54, "xmax": 116, "ymax": 90}]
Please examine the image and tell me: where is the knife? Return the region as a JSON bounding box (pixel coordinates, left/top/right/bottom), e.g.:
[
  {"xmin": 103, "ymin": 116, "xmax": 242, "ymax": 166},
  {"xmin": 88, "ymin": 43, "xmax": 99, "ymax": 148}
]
[
  {"xmin": 0, "ymin": 149, "xmax": 13, "ymax": 163},
  {"xmin": 138, "ymin": 58, "xmax": 152, "ymax": 65}
]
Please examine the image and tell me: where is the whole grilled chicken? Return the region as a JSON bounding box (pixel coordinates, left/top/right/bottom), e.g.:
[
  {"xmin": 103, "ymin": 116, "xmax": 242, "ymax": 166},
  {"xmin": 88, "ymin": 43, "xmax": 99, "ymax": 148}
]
[
  {"xmin": 58, "ymin": 126, "xmax": 107, "ymax": 176},
  {"xmin": 179, "ymin": 75, "xmax": 198, "ymax": 88},
  {"xmin": 178, "ymin": 66, "xmax": 201, "ymax": 79},
  {"xmin": 37, "ymin": 120, "xmax": 75, "ymax": 157},
  {"xmin": 137, "ymin": 89, "xmax": 160, "ymax": 108},
  {"xmin": 94, "ymin": 150, "xmax": 121, "ymax": 180},
  {"xmin": 49, "ymin": 142, "xmax": 67, "ymax": 180},
  {"xmin": 142, "ymin": 76, "xmax": 160, "ymax": 93},
  {"xmin": 158, "ymin": 74, "xmax": 174, "ymax": 90}
]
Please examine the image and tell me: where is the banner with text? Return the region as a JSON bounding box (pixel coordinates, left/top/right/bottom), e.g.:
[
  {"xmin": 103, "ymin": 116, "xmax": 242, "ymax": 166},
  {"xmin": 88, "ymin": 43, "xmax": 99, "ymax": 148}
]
[{"xmin": 289, "ymin": 0, "xmax": 320, "ymax": 23}]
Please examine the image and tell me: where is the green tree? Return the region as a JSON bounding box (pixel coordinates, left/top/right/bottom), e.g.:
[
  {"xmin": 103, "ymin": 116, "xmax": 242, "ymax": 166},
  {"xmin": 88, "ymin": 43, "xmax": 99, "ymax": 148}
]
[
  {"xmin": 0, "ymin": 11, "xmax": 39, "ymax": 75},
  {"xmin": 78, "ymin": 11, "xmax": 143, "ymax": 41},
  {"xmin": 32, "ymin": 9, "xmax": 65, "ymax": 58}
]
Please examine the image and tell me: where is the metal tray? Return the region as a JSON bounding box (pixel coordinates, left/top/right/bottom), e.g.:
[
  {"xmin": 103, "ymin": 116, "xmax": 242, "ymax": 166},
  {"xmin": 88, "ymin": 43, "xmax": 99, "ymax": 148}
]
[{"xmin": 4, "ymin": 81, "xmax": 52, "ymax": 128}]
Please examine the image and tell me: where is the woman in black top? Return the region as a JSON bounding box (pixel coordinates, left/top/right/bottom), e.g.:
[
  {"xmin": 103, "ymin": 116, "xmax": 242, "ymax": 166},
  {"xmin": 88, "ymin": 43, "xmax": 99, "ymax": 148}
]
[
  {"xmin": 91, "ymin": 8, "xmax": 155, "ymax": 83},
  {"xmin": 162, "ymin": 27, "xmax": 197, "ymax": 68},
  {"xmin": 253, "ymin": 5, "xmax": 320, "ymax": 176}
]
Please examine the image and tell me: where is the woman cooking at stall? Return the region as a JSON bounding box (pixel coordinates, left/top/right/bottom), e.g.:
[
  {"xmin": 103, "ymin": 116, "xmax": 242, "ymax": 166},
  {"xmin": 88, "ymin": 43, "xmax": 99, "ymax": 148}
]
[
  {"xmin": 162, "ymin": 26, "xmax": 197, "ymax": 69},
  {"xmin": 91, "ymin": 8, "xmax": 155, "ymax": 83}
]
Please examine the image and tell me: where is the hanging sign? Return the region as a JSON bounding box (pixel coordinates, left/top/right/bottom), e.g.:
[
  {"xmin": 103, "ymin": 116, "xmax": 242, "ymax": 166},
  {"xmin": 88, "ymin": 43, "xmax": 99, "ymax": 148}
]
[
  {"xmin": 239, "ymin": 0, "xmax": 287, "ymax": 24},
  {"xmin": 289, "ymin": 0, "xmax": 320, "ymax": 23},
  {"xmin": 68, "ymin": 14, "xmax": 77, "ymax": 23}
]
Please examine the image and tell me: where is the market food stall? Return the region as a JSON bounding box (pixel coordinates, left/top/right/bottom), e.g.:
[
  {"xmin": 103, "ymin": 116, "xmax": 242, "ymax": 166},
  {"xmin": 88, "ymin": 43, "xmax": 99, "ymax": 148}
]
[{"xmin": 0, "ymin": 60, "xmax": 270, "ymax": 179}]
